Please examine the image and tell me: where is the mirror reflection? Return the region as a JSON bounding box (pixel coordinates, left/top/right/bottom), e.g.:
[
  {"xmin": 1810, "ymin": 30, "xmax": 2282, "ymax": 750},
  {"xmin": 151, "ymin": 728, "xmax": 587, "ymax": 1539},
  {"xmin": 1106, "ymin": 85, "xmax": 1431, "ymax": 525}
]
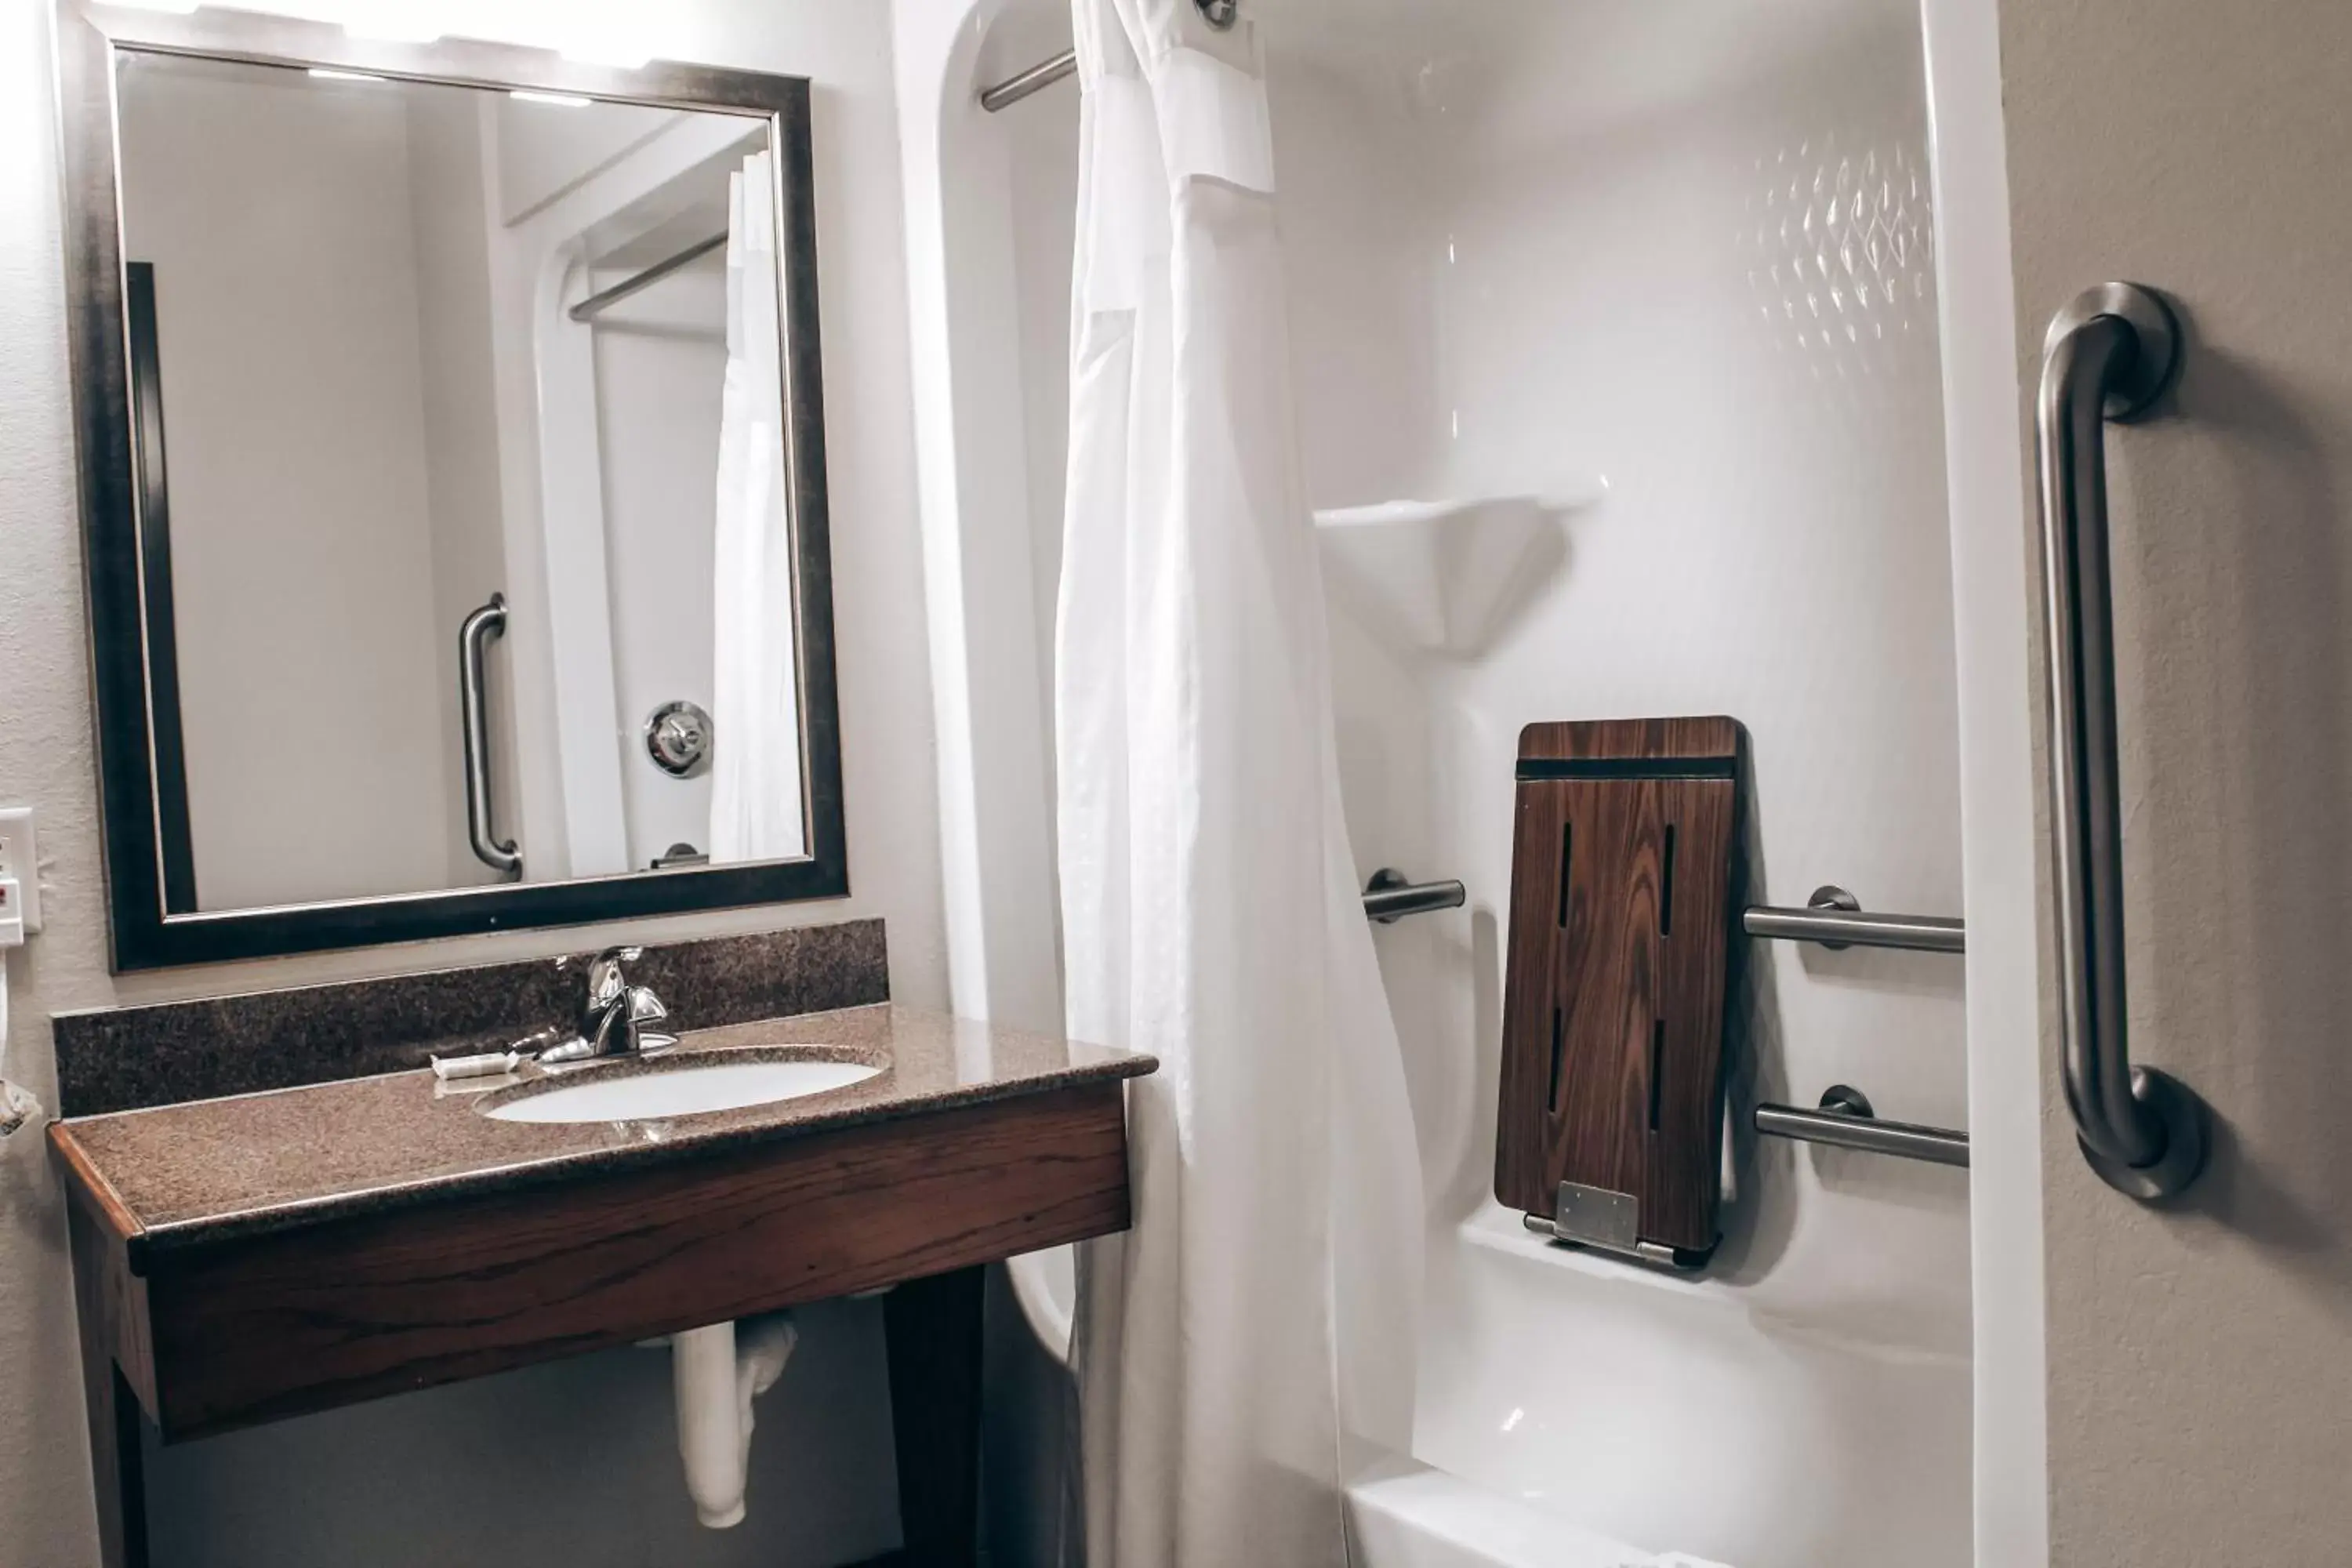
[{"xmin": 113, "ymin": 50, "xmax": 810, "ymax": 916}]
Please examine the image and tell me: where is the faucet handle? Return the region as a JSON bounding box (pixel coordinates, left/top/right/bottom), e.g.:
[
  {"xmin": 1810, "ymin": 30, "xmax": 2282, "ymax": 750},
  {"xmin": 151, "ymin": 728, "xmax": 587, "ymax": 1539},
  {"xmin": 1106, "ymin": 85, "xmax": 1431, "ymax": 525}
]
[
  {"xmin": 580, "ymin": 946, "xmax": 644, "ymax": 1008},
  {"xmin": 626, "ymin": 985, "xmax": 677, "ymax": 1054}
]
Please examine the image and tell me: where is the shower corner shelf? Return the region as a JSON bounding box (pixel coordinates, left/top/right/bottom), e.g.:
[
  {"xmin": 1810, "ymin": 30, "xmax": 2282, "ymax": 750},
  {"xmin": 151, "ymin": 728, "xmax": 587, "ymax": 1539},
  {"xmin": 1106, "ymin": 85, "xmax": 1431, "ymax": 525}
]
[{"xmin": 1312, "ymin": 489, "xmax": 1599, "ymax": 657}]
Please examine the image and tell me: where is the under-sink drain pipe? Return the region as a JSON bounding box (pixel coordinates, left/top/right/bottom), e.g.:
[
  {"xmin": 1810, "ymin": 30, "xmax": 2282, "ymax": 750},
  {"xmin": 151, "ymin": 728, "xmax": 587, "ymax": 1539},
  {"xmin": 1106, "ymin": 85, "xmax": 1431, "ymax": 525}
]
[{"xmin": 670, "ymin": 1313, "xmax": 799, "ymax": 1528}]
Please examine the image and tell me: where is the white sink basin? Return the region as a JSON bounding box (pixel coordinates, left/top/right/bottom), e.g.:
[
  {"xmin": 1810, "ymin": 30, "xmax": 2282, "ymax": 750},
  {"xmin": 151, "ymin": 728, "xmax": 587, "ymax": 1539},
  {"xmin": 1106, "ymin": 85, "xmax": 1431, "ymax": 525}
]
[{"xmin": 485, "ymin": 1057, "xmax": 880, "ymax": 1124}]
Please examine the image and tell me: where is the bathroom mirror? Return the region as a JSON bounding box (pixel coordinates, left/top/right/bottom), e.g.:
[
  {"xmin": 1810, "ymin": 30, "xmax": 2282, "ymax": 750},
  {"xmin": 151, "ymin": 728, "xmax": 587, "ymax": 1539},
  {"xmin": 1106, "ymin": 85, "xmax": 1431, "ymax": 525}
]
[{"xmin": 56, "ymin": 4, "xmax": 846, "ymax": 969}]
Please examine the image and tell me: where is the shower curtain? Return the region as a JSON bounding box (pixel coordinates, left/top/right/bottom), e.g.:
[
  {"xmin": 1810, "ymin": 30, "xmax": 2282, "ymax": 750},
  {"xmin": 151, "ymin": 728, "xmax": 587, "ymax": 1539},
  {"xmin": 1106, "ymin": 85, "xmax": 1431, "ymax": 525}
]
[
  {"xmin": 1056, "ymin": 3, "xmax": 1424, "ymax": 1564},
  {"xmin": 709, "ymin": 148, "xmax": 806, "ymax": 862}
]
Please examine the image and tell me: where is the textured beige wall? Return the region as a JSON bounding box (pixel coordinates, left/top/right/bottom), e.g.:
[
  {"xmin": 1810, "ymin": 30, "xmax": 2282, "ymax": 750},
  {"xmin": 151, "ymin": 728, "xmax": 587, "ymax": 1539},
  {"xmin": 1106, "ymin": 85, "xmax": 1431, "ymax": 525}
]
[
  {"xmin": 0, "ymin": 0, "xmax": 950, "ymax": 1560},
  {"xmin": 1999, "ymin": 1, "xmax": 2352, "ymax": 1559}
]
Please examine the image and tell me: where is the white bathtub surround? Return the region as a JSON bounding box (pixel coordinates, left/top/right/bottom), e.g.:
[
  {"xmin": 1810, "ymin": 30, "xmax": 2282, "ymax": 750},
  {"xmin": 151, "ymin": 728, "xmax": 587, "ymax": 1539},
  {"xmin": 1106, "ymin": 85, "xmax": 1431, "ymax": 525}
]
[
  {"xmin": 1345, "ymin": 1457, "xmax": 1737, "ymax": 1568},
  {"xmin": 670, "ymin": 1312, "xmax": 799, "ymax": 1528},
  {"xmin": 709, "ymin": 146, "xmax": 807, "ymax": 863},
  {"xmin": 1053, "ymin": 2, "xmax": 1423, "ymax": 1565}
]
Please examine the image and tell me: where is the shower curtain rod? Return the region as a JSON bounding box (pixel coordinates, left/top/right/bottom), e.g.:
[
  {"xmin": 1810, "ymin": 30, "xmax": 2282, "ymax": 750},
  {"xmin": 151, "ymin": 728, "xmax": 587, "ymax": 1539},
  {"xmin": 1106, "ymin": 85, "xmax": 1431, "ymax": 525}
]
[
  {"xmin": 570, "ymin": 230, "xmax": 728, "ymax": 322},
  {"xmin": 980, "ymin": 48, "xmax": 1077, "ymax": 112}
]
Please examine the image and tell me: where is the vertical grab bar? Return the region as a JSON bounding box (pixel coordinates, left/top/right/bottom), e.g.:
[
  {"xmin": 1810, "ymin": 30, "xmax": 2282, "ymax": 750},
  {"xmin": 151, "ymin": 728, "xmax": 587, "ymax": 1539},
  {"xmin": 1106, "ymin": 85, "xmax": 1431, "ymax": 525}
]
[
  {"xmin": 460, "ymin": 594, "xmax": 522, "ymax": 879},
  {"xmin": 2036, "ymin": 283, "xmax": 2203, "ymax": 1198}
]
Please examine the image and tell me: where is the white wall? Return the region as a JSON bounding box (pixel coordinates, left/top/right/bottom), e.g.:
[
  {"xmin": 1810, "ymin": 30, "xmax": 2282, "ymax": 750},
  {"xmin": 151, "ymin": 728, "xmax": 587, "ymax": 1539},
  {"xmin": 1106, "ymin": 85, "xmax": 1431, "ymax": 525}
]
[
  {"xmin": 891, "ymin": 0, "xmax": 1065, "ymax": 1045},
  {"xmin": 499, "ymin": 94, "xmax": 693, "ymax": 225},
  {"xmin": 407, "ymin": 88, "xmax": 524, "ymax": 891},
  {"xmin": 116, "ymin": 64, "xmax": 460, "ymax": 911},
  {"xmin": 1998, "ymin": 0, "xmax": 2352, "ymax": 1560},
  {"xmin": 1916, "ymin": 0, "xmax": 2049, "ymax": 1555},
  {"xmin": 0, "ymin": 1, "xmax": 948, "ymax": 1562},
  {"xmin": 888, "ymin": 9, "xmax": 1080, "ymax": 1560}
]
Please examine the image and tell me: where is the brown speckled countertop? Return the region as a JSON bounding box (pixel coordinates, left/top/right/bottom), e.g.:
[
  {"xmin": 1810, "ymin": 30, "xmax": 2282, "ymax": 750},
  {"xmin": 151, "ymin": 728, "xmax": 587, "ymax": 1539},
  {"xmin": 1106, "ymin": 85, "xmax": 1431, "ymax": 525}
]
[{"xmin": 54, "ymin": 1004, "xmax": 1154, "ymax": 1258}]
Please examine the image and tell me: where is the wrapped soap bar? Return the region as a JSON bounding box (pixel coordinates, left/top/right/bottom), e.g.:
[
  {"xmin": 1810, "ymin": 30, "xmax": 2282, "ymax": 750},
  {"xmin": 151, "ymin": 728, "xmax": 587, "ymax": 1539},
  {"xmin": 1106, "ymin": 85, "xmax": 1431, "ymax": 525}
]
[{"xmin": 430, "ymin": 1049, "xmax": 524, "ymax": 1082}]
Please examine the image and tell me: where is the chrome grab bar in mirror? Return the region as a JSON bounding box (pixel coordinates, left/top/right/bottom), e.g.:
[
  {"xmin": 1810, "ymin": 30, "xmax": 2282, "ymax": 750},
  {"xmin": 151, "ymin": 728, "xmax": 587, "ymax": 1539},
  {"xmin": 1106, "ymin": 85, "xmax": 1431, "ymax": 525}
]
[
  {"xmin": 2036, "ymin": 282, "xmax": 2204, "ymax": 1199},
  {"xmin": 459, "ymin": 594, "xmax": 521, "ymax": 879},
  {"xmin": 1755, "ymin": 1085, "xmax": 1968, "ymax": 1168}
]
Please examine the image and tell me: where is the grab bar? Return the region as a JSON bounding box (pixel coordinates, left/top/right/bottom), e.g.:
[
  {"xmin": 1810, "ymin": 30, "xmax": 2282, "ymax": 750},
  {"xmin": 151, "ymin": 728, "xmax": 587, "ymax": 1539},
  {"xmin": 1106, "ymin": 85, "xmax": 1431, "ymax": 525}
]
[
  {"xmin": 459, "ymin": 594, "xmax": 521, "ymax": 879},
  {"xmin": 1744, "ymin": 885, "xmax": 1962, "ymax": 953},
  {"xmin": 2035, "ymin": 282, "xmax": 2203, "ymax": 1199},
  {"xmin": 1363, "ymin": 868, "xmax": 1466, "ymax": 924},
  {"xmin": 1755, "ymin": 1086, "xmax": 1968, "ymax": 1168}
]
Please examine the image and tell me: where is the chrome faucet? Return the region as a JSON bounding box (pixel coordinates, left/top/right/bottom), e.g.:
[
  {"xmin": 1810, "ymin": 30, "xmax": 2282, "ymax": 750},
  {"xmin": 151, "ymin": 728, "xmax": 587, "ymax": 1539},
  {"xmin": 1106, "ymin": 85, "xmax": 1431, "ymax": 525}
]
[{"xmin": 532, "ymin": 947, "xmax": 677, "ymax": 1065}]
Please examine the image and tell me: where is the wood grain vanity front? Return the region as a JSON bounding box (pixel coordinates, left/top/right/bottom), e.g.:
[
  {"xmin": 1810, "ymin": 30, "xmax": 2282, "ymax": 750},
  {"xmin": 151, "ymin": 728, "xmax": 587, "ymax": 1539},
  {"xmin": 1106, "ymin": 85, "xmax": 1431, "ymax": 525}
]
[
  {"xmin": 60, "ymin": 1084, "xmax": 1126, "ymax": 1436},
  {"xmin": 51, "ymin": 1004, "xmax": 1152, "ymax": 1567}
]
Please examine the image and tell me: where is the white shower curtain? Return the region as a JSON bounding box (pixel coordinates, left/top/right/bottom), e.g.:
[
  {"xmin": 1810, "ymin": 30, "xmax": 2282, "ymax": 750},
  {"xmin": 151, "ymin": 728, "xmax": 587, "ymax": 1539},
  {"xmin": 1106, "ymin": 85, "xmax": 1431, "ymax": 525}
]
[
  {"xmin": 1057, "ymin": 3, "xmax": 1424, "ymax": 1563},
  {"xmin": 709, "ymin": 149, "xmax": 807, "ymax": 862}
]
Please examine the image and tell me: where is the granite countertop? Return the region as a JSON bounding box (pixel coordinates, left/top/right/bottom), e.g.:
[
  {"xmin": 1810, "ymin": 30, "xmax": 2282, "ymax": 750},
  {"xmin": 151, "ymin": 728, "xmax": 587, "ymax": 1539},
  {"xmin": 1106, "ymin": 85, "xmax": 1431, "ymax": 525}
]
[{"xmin": 53, "ymin": 1004, "xmax": 1154, "ymax": 1258}]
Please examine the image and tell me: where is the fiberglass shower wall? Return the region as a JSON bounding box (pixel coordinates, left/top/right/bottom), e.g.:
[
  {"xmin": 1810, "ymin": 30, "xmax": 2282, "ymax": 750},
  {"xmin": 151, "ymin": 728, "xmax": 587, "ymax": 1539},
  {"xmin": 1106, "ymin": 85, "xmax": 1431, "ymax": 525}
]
[
  {"xmin": 987, "ymin": 0, "xmax": 1972, "ymax": 1563},
  {"xmin": 1294, "ymin": 2, "xmax": 1970, "ymax": 1561}
]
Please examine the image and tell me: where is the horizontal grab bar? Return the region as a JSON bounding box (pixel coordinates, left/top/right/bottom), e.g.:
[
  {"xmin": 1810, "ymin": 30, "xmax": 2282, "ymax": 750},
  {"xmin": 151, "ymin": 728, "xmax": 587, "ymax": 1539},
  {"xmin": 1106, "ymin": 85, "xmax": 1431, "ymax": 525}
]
[
  {"xmin": 1363, "ymin": 869, "xmax": 1466, "ymax": 924},
  {"xmin": 1744, "ymin": 884, "xmax": 1962, "ymax": 953},
  {"xmin": 1755, "ymin": 1086, "xmax": 1968, "ymax": 1168}
]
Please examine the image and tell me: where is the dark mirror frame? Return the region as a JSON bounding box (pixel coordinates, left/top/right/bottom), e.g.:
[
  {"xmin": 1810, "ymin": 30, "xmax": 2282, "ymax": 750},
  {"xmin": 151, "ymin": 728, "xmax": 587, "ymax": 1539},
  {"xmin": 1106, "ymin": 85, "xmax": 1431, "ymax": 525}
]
[{"xmin": 56, "ymin": 2, "xmax": 849, "ymax": 971}]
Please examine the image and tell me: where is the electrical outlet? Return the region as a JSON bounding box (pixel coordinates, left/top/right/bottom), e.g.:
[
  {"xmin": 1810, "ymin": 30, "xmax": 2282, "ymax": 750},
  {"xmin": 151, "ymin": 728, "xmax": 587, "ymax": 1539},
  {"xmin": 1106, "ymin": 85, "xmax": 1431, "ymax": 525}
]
[{"xmin": 0, "ymin": 807, "xmax": 41, "ymax": 935}]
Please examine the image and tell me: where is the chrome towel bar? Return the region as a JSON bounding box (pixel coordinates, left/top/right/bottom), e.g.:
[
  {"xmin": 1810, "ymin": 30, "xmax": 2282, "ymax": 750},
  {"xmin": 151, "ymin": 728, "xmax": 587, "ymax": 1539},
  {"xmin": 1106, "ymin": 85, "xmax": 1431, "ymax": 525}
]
[
  {"xmin": 1755, "ymin": 1086, "xmax": 1968, "ymax": 1167},
  {"xmin": 1743, "ymin": 884, "xmax": 1962, "ymax": 953}
]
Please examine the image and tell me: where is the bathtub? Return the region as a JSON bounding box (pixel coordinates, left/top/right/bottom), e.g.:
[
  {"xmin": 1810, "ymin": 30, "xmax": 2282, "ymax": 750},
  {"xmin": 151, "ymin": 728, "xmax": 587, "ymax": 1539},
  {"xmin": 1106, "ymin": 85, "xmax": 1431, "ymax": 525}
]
[
  {"xmin": 996, "ymin": 1243, "xmax": 1751, "ymax": 1568},
  {"xmin": 897, "ymin": 0, "xmax": 1975, "ymax": 1563},
  {"xmin": 1347, "ymin": 1459, "xmax": 1699, "ymax": 1568}
]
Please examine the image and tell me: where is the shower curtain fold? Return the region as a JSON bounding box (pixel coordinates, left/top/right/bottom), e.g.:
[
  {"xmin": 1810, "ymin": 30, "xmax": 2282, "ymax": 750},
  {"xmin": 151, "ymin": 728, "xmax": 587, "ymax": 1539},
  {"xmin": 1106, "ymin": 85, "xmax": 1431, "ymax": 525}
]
[
  {"xmin": 1056, "ymin": 5, "xmax": 1425, "ymax": 1564},
  {"xmin": 709, "ymin": 149, "xmax": 806, "ymax": 863}
]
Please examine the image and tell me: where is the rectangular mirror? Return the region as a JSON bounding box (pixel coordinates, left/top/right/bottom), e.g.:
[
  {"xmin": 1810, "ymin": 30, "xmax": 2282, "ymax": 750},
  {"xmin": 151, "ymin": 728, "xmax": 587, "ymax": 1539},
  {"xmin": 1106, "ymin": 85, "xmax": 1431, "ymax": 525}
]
[{"xmin": 57, "ymin": 5, "xmax": 846, "ymax": 969}]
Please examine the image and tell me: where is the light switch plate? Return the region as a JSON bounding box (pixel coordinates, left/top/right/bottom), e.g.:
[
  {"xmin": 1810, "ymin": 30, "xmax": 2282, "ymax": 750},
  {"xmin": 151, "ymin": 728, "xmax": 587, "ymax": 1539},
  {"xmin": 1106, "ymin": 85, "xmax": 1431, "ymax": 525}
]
[{"xmin": 0, "ymin": 808, "xmax": 41, "ymax": 934}]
